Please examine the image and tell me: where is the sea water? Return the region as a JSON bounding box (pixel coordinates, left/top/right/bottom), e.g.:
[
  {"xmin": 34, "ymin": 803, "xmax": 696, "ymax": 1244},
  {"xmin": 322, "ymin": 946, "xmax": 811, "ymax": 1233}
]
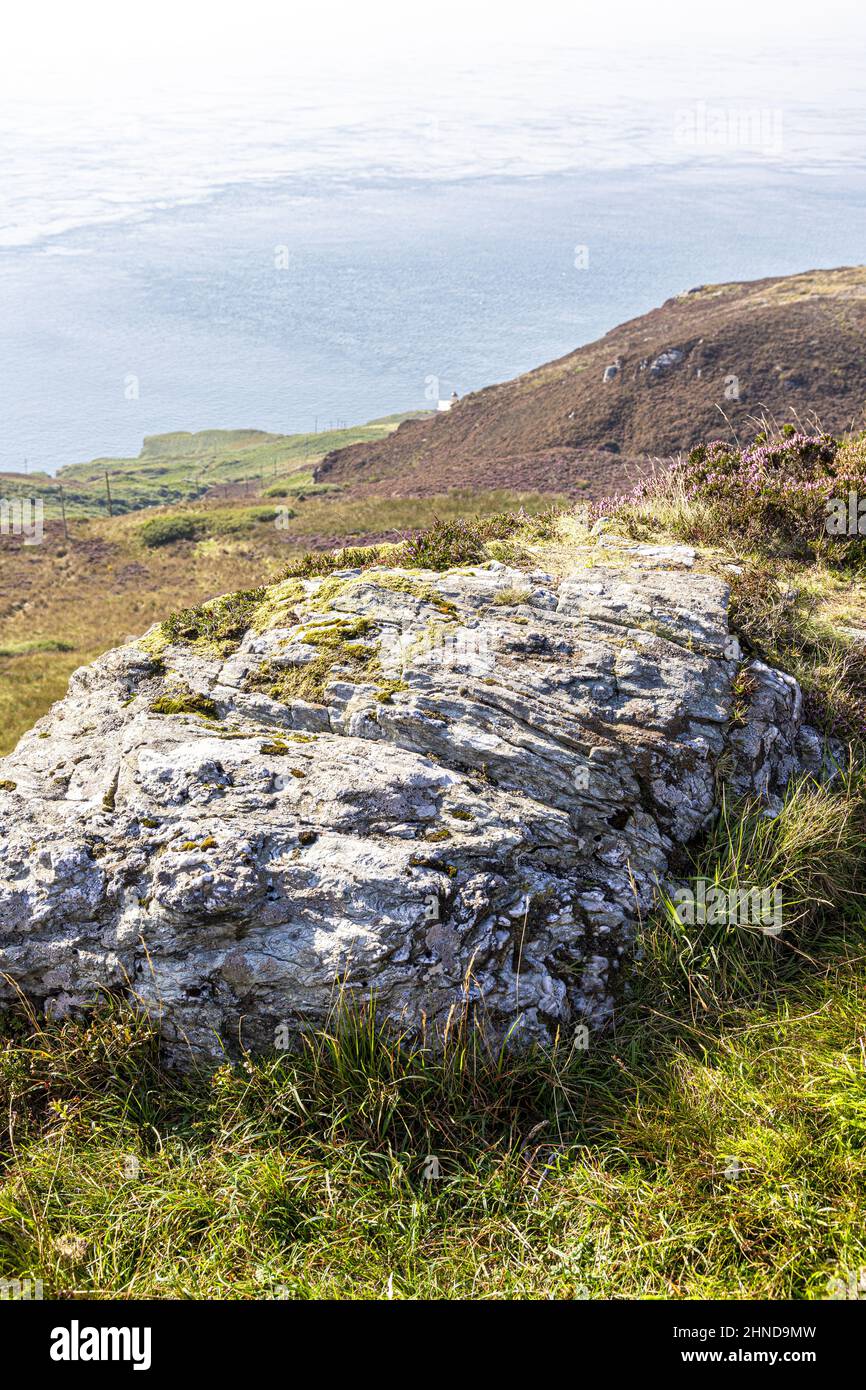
[{"xmin": 1, "ymin": 41, "xmax": 864, "ymax": 473}]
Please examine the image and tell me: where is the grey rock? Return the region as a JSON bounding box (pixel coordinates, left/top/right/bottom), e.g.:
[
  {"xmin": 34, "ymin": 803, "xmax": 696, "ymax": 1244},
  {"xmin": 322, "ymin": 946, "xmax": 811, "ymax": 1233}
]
[
  {"xmin": 649, "ymin": 348, "xmax": 685, "ymax": 373},
  {"xmin": 0, "ymin": 553, "xmax": 827, "ymax": 1062}
]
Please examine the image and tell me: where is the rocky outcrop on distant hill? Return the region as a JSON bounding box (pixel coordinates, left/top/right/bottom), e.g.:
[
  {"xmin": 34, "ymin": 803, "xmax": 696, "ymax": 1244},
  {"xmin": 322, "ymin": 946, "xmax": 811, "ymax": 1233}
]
[
  {"xmin": 315, "ymin": 266, "xmax": 866, "ymax": 499},
  {"xmin": 0, "ymin": 543, "xmax": 827, "ymax": 1062}
]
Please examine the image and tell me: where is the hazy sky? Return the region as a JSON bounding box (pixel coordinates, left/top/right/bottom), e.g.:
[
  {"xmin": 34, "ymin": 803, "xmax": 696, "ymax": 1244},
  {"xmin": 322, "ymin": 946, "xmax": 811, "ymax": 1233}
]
[
  {"xmin": 4, "ymin": 0, "xmax": 864, "ymax": 102},
  {"xmin": 3, "ymin": 0, "xmax": 864, "ymax": 250}
]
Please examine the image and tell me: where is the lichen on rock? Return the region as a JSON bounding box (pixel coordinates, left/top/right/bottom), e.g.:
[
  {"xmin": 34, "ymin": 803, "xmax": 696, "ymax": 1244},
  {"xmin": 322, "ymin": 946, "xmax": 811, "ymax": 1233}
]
[{"xmin": 0, "ymin": 543, "xmax": 828, "ymax": 1062}]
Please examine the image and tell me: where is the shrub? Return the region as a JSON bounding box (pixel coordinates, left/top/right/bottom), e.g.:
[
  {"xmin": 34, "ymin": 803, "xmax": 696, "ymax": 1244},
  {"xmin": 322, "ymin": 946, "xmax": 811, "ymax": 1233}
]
[
  {"xmin": 593, "ymin": 431, "xmax": 866, "ymax": 557},
  {"xmin": 401, "ymin": 513, "xmax": 523, "ymax": 571},
  {"xmin": 139, "ymin": 514, "xmax": 207, "ymax": 547},
  {"xmin": 281, "ymin": 511, "xmax": 528, "ymax": 581},
  {"xmin": 284, "ymin": 544, "xmax": 393, "ymax": 580},
  {"xmin": 401, "ymin": 517, "xmax": 488, "ymax": 569}
]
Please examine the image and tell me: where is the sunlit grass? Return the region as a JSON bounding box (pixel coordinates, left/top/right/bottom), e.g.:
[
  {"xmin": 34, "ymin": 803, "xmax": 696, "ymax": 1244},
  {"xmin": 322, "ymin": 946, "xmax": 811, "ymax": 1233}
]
[{"xmin": 1, "ymin": 891, "xmax": 863, "ymax": 1299}]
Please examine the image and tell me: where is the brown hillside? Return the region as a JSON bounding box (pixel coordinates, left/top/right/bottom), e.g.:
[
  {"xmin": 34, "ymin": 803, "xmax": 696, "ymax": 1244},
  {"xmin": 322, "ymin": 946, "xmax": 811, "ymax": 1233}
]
[{"xmin": 316, "ymin": 266, "xmax": 866, "ymax": 500}]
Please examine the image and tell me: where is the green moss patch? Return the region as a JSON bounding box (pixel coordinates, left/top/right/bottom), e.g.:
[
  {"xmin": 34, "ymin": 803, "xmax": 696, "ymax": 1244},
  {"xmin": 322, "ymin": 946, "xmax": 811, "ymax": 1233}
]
[
  {"xmin": 248, "ymin": 616, "xmax": 381, "ymax": 707},
  {"xmin": 150, "ymin": 688, "xmax": 219, "ymax": 720},
  {"xmin": 251, "ymin": 579, "xmax": 305, "ymax": 632},
  {"xmin": 374, "ymin": 679, "xmax": 408, "ymax": 704},
  {"xmin": 367, "ymin": 573, "xmax": 459, "ymax": 618},
  {"xmin": 161, "ymin": 588, "xmax": 266, "ymax": 655},
  {"xmin": 259, "ymin": 733, "xmax": 318, "ymax": 755}
]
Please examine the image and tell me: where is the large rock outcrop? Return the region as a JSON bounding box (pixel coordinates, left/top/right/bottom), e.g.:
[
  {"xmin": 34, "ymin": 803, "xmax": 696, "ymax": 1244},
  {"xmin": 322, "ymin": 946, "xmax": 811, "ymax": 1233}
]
[{"xmin": 0, "ymin": 544, "xmax": 824, "ymax": 1061}]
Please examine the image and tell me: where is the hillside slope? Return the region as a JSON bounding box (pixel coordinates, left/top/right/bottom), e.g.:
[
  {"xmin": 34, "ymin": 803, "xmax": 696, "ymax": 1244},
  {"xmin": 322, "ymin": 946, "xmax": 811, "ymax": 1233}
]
[{"xmin": 315, "ymin": 267, "xmax": 866, "ymax": 499}]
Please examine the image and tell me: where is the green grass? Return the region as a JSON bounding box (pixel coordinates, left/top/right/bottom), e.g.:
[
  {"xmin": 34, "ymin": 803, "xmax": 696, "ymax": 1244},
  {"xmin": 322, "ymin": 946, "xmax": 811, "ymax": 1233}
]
[
  {"xmin": 729, "ymin": 560, "xmax": 866, "ymax": 741},
  {"xmin": 0, "ymin": 415, "xmax": 427, "ymax": 521},
  {"xmin": 657, "ymin": 768, "xmax": 866, "ymax": 1013},
  {"xmin": 0, "ymin": 638, "xmax": 75, "ymax": 657},
  {"xmin": 1, "ymin": 918, "xmax": 863, "ymax": 1298},
  {"xmin": 1, "ymin": 771, "xmax": 864, "ymax": 1299}
]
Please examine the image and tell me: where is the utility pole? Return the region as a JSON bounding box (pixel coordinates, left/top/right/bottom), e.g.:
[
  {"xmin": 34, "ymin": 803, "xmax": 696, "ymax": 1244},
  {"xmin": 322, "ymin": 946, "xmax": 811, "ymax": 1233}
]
[
  {"xmin": 105, "ymin": 471, "xmax": 113, "ymax": 517},
  {"xmin": 58, "ymin": 483, "xmax": 69, "ymax": 542}
]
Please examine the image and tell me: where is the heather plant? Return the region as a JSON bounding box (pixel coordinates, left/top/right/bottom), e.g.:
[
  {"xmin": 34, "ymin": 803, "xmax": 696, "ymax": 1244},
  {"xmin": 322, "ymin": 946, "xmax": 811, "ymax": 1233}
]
[
  {"xmin": 401, "ymin": 513, "xmax": 523, "ymax": 570},
  {"xmin": 282, "ymin": 512, "xmax": 526, "ymax": 579},
  {"xmin": 283, "ymin": 544, "xmax": 395, "ymax": 579},
  {"xmin": 401, "ymin": 516, "xmax": 489, "ymax": 569},
  {"xmin": 593, "ymin": 430, "xmax": 866, "ymax": 558}
]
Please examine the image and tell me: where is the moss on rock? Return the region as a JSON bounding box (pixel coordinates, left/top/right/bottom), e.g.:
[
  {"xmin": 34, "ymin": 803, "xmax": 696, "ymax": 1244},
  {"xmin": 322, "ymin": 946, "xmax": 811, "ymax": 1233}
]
[
  {"xmin": 150, "ymin": 688, "xmax": 220, "ymax": 720},
  {"xmin": 160, "ymin": 588, "xmax": 266, "ymax": 656}
]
